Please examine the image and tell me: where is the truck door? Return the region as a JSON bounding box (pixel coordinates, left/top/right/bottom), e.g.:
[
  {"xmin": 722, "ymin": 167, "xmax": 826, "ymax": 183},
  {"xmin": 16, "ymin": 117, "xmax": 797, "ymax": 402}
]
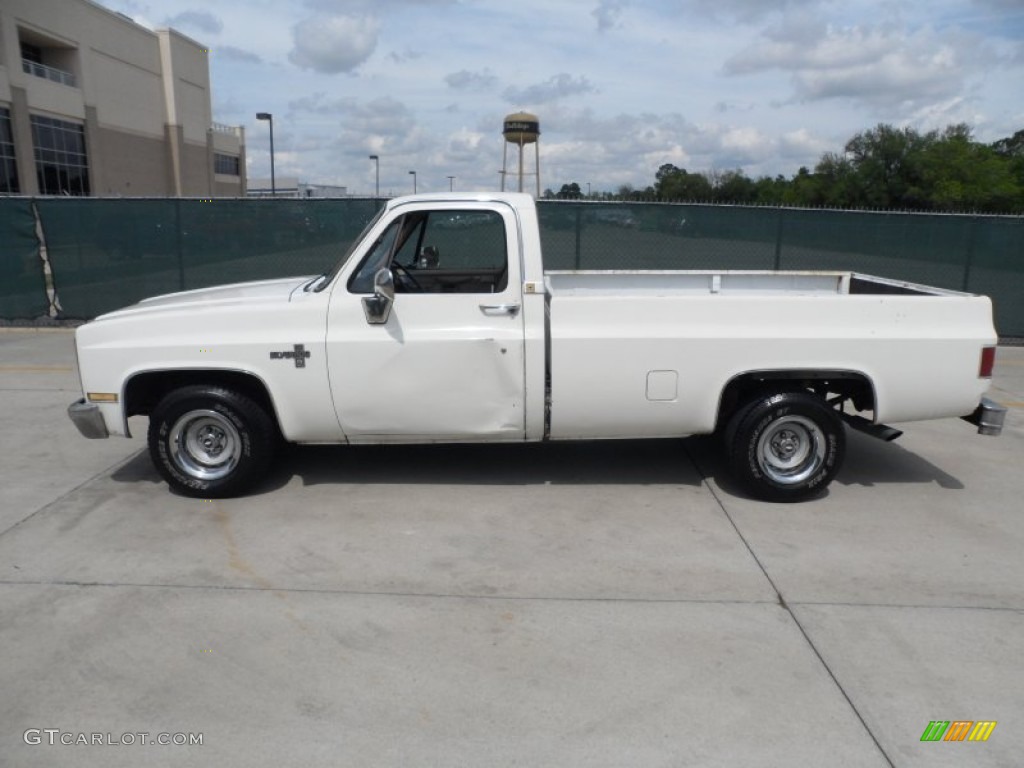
[{"xmin": 325, "ymin": 205, "xmax": 525, "ymax": 440}]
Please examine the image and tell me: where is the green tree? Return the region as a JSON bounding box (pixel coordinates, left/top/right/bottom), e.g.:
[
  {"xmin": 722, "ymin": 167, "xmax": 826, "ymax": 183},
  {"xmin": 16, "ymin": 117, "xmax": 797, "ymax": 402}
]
[
  {"xmin": 709, "ymin": 169, "xmax": 756, "ymax": 204},
  {"xmin": 991, "ymin": 129, "xmax": 1024, "ymax": 210},
  {"xmin": 918, "ymin": 125, "xmax": 1019, "ymax": 212},
  {"xmin": 782, "ymin": 167, "xmax": 821, "ymax": 207},
  {"xmin": 654, "ymin": 164, "xmax": 713, "ymax": 200},
  {"xmin": 843, "ymin": 124, "xmax": 930, "ymax": 208},
  {"xmin": 642, "ymin": 122, "xmax": 1024, "ymax": 213},
  {"xmin": 557, "ymin": 182, "xmax": 582, "ymax": 199},
  {"xmin": 811, "ymin": 153, "xmax": 860, "ymax": 207},
  {"xmin": 752, "ymin": 175, "xmax": 789, "ymax": 205}
]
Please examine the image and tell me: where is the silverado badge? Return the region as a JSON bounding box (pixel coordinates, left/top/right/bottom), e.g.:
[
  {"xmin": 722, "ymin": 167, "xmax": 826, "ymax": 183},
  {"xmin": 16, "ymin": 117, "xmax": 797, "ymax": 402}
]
[{"xmin": 270, "ymin": 344, "xmax": 311, "ymax": 368}]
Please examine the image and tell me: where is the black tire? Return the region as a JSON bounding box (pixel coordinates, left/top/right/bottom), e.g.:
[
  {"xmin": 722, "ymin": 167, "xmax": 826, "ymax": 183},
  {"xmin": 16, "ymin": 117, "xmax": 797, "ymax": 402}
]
[
  {"xmin": 725, "ymin": 391, "xmax": 845, "ymax": 503},
  {"xmin": 147, "ymin": 386, "xmax": 276, "ymax": 498}
]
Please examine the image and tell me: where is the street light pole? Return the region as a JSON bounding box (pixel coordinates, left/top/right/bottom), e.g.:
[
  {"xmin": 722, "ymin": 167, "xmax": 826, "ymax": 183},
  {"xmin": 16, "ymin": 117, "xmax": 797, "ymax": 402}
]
[
  {"xmin": 368, "ymin": 155, "xmax": 379, "ymax": 197},
  {"xmin": 447, "ymin": 175, "xmax": 455, "ymax": 191},
  {"xmin": 409, "ymin": 170, "xmax": 417, "ymax": 194},
  {"xmin": 255, "ymin": 112, "xmax": 275, "ymax": 197}
]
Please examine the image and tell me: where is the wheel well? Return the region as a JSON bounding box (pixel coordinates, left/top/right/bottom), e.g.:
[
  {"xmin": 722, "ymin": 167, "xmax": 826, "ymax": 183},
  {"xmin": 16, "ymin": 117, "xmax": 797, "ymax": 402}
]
[
  {"xmin": 716, "ymin": 370, "xmax": 875, "ymax": 432},
  {"xmin": 124, "ymin": 369, "xmax": 278, "ymax": 425}
]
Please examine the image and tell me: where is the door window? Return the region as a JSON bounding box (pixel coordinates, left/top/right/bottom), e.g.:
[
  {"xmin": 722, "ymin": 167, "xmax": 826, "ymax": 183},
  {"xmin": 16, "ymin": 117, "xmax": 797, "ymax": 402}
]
[{"xmin": 349, "ymin": 210, "xmax": 508, "ymax": 294}]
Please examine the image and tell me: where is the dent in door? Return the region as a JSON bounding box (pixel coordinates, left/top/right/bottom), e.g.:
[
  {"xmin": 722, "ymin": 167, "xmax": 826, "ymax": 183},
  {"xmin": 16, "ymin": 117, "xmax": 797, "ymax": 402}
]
[{"xmin": 345, "ymin": 337, "xmax": 524, "ymax": 436}]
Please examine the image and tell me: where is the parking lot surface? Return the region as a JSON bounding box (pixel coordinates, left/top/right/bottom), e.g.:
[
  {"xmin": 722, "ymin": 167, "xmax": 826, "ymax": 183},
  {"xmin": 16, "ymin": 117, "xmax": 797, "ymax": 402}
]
[{"xmin": 1, "ymin": 329, "xmax": 1022, "ymax": 767}]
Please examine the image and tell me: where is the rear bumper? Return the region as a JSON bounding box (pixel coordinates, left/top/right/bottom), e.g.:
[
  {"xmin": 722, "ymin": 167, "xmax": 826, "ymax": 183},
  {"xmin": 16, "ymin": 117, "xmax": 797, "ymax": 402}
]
[
  {"xmin": 68, "ymin": 398, "xmax": 110, "ymax": 439},
  {"xmin": 961, "ymin": 397, "xmax": 1007, "ymax": 436}
]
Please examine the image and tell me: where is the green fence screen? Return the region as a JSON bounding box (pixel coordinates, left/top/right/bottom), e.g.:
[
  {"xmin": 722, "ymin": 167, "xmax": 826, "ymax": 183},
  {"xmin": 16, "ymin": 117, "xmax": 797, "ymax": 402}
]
[
  {"xmin": 538, "ymin": 202, "xmax": 1024, "ymax": 336},
  {"xmin": 28, "ymin": 198, "xmax": 383, "ymax": 321},
  {"xmin": 1, "ymin": 198, "xmax": 1022, "ymax": 336},
  {"xmin": 0, "ymin": 200, "xmax": 46, "ymax": 318}
]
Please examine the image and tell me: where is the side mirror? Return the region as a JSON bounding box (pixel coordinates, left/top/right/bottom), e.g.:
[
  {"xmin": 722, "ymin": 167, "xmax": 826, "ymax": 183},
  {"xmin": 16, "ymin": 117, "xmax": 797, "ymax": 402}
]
[
  {"xmin": 374, "ymin": 267, "xmax": 395, "ymax": 303},
  {"xmin": 362, "ymin": 268, "xmax": 395, "ymax": 324}
]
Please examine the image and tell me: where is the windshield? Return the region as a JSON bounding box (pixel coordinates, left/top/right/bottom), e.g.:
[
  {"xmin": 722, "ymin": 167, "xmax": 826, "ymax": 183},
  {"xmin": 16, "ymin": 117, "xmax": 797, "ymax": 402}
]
[{"xmin": 313, "ymin": 207, "xmax": 387, "ymax": 292}]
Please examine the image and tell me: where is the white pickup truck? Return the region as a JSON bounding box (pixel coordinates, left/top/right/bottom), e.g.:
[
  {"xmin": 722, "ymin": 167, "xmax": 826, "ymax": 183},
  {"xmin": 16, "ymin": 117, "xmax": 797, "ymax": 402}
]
[{"xmin": 68, "ymin": 192, "xmax": 1005, "ymax": 502}]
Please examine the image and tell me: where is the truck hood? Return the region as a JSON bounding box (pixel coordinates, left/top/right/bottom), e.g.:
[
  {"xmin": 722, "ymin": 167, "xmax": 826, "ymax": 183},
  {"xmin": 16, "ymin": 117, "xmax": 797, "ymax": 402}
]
[{"xmin": 94, "ymin": 276, "xmax": 315, "ymax": 321}]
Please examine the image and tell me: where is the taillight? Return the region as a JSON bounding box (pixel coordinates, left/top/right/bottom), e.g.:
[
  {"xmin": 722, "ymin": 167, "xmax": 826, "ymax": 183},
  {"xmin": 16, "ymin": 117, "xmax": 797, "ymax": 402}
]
[{"xmin": 980, "ymin": 346, "xmax": 996, "ymax": 378}]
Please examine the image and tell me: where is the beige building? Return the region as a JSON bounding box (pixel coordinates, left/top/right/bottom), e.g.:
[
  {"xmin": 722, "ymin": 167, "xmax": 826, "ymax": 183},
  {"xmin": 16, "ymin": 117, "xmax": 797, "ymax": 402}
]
[{"xmin": 0, "ymin": 0, "xmax": 244, "ymax": 197}]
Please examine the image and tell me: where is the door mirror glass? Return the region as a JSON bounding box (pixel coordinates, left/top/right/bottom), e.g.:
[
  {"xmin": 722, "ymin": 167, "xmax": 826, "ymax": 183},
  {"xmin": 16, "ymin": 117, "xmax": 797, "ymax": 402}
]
[{"xmin": 374, "ymin": 267, "xmax": 395, "ymax": 303}]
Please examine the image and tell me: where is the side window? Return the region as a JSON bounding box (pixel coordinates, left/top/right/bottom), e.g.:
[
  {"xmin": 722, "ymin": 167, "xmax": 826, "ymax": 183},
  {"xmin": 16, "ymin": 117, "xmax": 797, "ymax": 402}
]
[
  {"xmin": 349, "ymin": 209, "xmax": 509, "ymax": 294},
  {"xmin": 411, "ymin": 210, "xmax": 507, "ymax": 288}
]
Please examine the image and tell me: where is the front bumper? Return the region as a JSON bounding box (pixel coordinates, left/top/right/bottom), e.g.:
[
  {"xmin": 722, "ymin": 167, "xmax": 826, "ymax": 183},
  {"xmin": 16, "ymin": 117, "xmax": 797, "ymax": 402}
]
[
  {"xmin": 961, "ymin": 397, "xmax": 1007, "ymax": 436},
  {"xmin": 68, "ymin": 399, "xmax": 110, "ymax": 439}
]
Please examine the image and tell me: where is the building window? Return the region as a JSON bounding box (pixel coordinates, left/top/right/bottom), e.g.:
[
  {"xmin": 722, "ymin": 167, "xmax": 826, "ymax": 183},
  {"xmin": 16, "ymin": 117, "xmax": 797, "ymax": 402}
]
[
  {"xmin": 0, "ymin": 107, "xmax": 19, "ymax": 195},
  {"xmin": 31, "ymin": 115, "xmax": 90, "ymax": 195},
  {"xmin": 215, "ymin": 153, "xmax": 240, "ymax": 176},
  {"xmin": 20, "ymin": 39, "xmax": 78, "ymax": 87},
  {"xmin": 21, "ymin": 43, "xmax": 44, "ymax": 65}
]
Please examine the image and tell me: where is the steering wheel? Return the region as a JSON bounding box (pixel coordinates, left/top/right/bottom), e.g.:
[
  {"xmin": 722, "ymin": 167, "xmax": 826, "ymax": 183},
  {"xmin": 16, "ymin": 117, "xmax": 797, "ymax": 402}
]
[{"xmin": 391, "ymin": 261, "xmax": 422, "ymax": 292}]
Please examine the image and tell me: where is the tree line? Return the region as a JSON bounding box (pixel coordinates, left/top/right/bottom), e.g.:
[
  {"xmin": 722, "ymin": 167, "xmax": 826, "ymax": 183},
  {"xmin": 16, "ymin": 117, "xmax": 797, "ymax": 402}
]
[{"xmin": 545, "ymin": 124, "xmax": 1024, "ymax": 213}]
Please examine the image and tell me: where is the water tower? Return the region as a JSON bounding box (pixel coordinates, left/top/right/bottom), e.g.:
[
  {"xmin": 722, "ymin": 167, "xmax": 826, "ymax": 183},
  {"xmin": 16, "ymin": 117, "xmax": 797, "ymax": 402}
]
[{"xmin": 502, "ymin": 112, "xmax": 540, "ymax": 196}]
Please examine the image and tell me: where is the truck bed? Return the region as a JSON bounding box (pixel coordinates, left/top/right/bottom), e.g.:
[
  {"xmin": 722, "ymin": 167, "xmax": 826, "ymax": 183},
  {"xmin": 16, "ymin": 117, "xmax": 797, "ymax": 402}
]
[{"xmin": 543, "ymin": 270, "xmax": 994, "ymax": 440}]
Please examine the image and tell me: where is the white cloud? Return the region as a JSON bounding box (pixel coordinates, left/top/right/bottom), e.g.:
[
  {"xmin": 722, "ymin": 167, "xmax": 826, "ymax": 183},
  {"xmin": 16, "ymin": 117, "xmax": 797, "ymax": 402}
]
[
  {"xmin": 288, "ymin": 92, "xmax": 351, "ymax": 116},
  {"xmin": 332, "ymin": 97, "xmax": 434, "ymax": 160},
  {"xmin": 166, "ymin": 10, "xmax": 223, "ymax": 35},
  {"xmin": 971, "ymin": 0, "xmax": 1024, "ymax": 10},
  {"xmin": 215, "ymin": 45, "xmax": 262, "ymax": 64},
  {"xmin": 725, "ymin": 20, "xmax": 979, "ymax": 112},
  {"xmin": 288, "ymin": 14, "xmax": 379, "ymax": 74},
  {"xmin": 443, "ymin": 128, "xmax": 488, "ymax": 162},
  {"xmin": 777, "ymin": 128, "xmax": 832, "ymax": 160},
  {"xmin": 445, "ymin": 69, "xmax": 498, "ymax": 91},
  {"xmin": 503, "ymin": 75, "xmax": 596, "ymax": 106},
  {"xmin": 592, "ymin": 0, "xmax": 627, "ymax": 32},
  {"xmin": 388, "ymin": 48, "xmax": 425, "ymax": 63},
  {"xmin": 683, "ymin": 0, "xmax": 828, "ymax": 24}
]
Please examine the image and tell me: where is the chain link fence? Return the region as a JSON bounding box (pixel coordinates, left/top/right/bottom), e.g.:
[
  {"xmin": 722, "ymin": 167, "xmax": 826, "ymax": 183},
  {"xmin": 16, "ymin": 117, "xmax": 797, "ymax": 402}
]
[{"xmin": 1, "ymin": 197, "xmax": 1022, "ymax": 336}]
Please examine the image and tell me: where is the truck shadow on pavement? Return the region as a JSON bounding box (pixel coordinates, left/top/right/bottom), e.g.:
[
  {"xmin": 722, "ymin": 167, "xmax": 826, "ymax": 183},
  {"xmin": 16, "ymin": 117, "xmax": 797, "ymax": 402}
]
[
  {"xmin": 111, "ymin": 429, "xmax": 963, "ymax": 498},
  {"xmin": 110, "ymin": 439, "xmax": 704, "ymax": 495},
  {"xmin": 269, "ymin": 439, "xmax": 703, "ymax": 491},
  {"xmin": 687, "ymin": 430, "xmax": 964, "ymax": 499},
  {"xmin": 835, "ymin": 430, "xmax": 965, "ymax": 489}
]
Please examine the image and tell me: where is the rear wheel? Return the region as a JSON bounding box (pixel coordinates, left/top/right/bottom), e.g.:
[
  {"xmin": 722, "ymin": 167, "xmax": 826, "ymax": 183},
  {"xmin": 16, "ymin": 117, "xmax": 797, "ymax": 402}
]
[
  {"xmin": 725, "ymin": 391, "xmax": 845, "ymax": 503},
  {"xmin": 147, "ymin": 386, "xmax": 275, "ymax": 497}
]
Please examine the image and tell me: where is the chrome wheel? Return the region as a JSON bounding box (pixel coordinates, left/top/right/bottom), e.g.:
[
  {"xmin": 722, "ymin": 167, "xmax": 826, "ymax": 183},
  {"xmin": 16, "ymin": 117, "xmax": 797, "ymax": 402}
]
[
  {"xmin": 168, "ymin": 409, "xmax": 242, "ymax": 481},
  {"xmin": 755, "ymin": 415, "xmax": 826, "ymax": 485}
]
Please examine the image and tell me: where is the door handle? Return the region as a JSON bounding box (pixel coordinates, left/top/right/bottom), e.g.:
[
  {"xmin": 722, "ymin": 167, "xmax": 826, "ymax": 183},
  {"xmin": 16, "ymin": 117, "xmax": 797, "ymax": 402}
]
[{"xmin": 479, "ymin": 303, "xmax": 521, "ymax": 316}]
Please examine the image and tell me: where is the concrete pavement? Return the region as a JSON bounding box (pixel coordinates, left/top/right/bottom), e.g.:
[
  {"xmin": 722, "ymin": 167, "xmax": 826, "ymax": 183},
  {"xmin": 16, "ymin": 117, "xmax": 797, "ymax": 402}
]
[{"xmin": 1, "ymin": 329, "xmax": 1021, "ymax": 767}]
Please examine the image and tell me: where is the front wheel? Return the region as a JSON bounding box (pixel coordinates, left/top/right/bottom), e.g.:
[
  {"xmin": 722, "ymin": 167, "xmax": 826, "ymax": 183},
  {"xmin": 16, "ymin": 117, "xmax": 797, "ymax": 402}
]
[
  {"xmin": 147, "ymin": 386, "xmax": 276, "ymax": 498},
  {"xmin": 725, "ymin": 392, "xmax": 845, "ymax": 503}
]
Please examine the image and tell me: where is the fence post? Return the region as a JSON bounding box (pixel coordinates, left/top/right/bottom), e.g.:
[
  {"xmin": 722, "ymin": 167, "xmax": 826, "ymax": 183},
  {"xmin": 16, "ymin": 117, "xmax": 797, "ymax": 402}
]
[
  {"xmin": 773, "ymin": 207, "xmax": 785, "ymax": 271},
  {"xmin": 573, "ymin": 205, "xmax": 582, "ymax": 270},
  {"xmin": 76, "ymin": 200, "xmax": 84, "ymax": 272},
  {"xmin": 175, "ymin": 198, "xmax": 186, "ymax": 291},
  {"xmin": 960, "ymin": 216, "xmax": 978, "ymax": 293}
]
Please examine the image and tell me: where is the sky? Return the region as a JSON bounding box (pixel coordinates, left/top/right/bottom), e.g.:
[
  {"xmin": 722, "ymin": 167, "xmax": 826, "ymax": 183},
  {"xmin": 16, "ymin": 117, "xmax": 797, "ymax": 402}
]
[{"xmin": 93, "ymin": 0, "xmax": 1024, "ymax": 196}]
